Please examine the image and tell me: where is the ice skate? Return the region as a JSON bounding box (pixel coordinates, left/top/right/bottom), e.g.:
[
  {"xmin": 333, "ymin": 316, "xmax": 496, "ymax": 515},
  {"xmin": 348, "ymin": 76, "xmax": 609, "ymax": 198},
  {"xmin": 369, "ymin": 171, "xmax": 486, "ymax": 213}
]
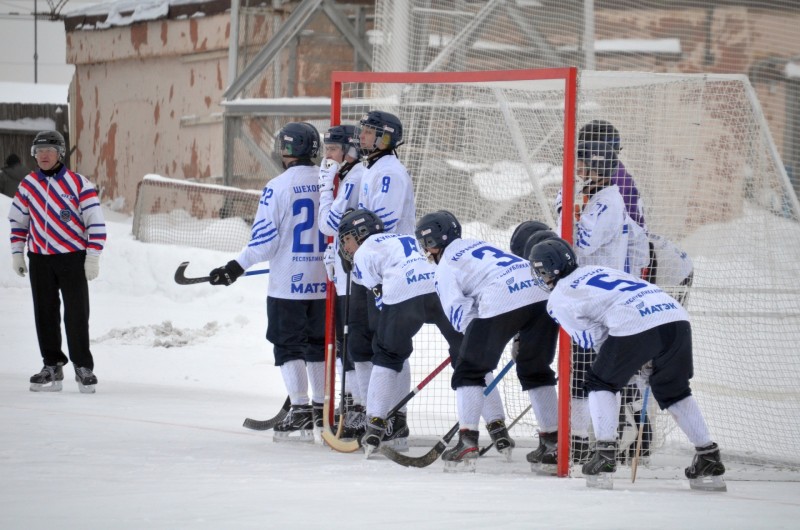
[
  {"xmin": 685, "ymin": 442, "xmax": 727, "ymax": 492},
  {"xmin": 273, "ymin": 404, "xmax": 314, "ymax": 443},
  {"xmin": 340, "ymin": 404, "xmax": 366, "ymax": 441},
  {"xmin": 526, "ymin": 431, "xmax": 558, "ymax": 475},
  {"xmin": 571, "ymin": 435, "xmax": 591, "ymax": 464},
  {"xmin": 361, "ymin": 416, "xmax": 387, "ymax": 458},
  {"xmin": 29, "ymin": 364, "xmax": 64, "ymax": 392},
  {"xmin": 486, "ymin": 419, "xmax": 515, "ymax": 462},
  {"xmin": 381, "ymin": 412, "xmax": 409, "ymax": 453},
  {"xmin": 442, "ymin": 429, "xmax": 479, "ymax": 473},
  {"xmin": 312, "ymin": 402, "xmax": 324, "ymax": 444},
  {"xmin": 583, "ymin": 441, "xmax": 617, "ymax": 490},
  {"xmin": 73, "ymin": 366, "xmax": 97, "ymax": 394}
]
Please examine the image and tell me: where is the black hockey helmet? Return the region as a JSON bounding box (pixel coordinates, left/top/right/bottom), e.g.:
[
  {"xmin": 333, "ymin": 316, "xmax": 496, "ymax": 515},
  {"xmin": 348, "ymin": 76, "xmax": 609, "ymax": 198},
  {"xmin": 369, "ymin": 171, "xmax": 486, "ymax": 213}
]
[
  {"xmin": 338, "ymin": 208, "xmax": 385, "ymax": 261},
  {"xmin": 358, "ymin": 110, "xmax": 404, "ymax": 152},
  {"xmin": 576, "ymin": 140, "xmax": 618, "ymax": 179},
  {"xmin": 31, "ymin": 130, "xmax": 66, "ymax": 158},
  {"xmin": 279, "ymin": 122, "xmax": 320, "ymax": 159},
  {"xmin": 528, "ymin": 237, "xmax": 578, "ymax": 290},
  {"xmin": 324, "ymin": 124, "xmax": 358, "ymax": 147},
  {"xmin": 415, "ymin": 210, "xmax": 462, "ymax": 254},
  {"xmin": 509, "ymin": 220, "xmax": 550, "ymax": 257},
  {"xmin": 522, "ymin": 230, "xmax": 559, "ymax": 261},
  {"xmin": 579, "ymin": 120, "xmax": 621, "ymax": 153}
]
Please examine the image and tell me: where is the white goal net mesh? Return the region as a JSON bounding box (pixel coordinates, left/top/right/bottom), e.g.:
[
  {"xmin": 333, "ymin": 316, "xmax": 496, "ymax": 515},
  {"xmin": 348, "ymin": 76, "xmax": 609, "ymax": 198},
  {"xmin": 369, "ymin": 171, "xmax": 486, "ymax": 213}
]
[{"xmin": 333, "ymin": 69, "xmax": 800, "ymax": 478}]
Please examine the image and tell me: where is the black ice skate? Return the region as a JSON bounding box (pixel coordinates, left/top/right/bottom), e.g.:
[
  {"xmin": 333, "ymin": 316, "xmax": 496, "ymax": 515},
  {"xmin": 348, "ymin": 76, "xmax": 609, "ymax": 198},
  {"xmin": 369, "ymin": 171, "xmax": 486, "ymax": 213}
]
[
  {"xmin": 74, "ymin": 366, "xmax": 97, "ymax": 394},
  {"xmin": 582, "ymin": 440, "xmax": 617, "ymax": 490},
  {"xmin": 442, "ymin": 429, "xmax": 479, "ymax": 473},
  {"xmin": 341, "ymin": 404, "xmax": 366, "ymax": 441},
  {"xmin": 685, "ymin": 442, "xmax": 727, "ymax": 492},
  {"xmin": 273, "ymin": 404, "xmax": 314, "ymax": 443},
  {"xmin": 312, "ymin": 402, "xmax": 324, "ymax": 444},
  {"xmin": 526, "ymin": 430, "xmax": 558, "ymax": 475},
  {"xmin": 486, "ymin": 419, "xmax": 515, "ymax": 462},
  {"xmin": 571, "ymin": 435, "xmax": 591, "ymax": 464},
  {"xmin": 361, "ymin": 416, "xmax": 387, "ymax": 458},
  {"xmin": 29, "ymin": 364, "xmax": 64, "ymax": 392},
  {"xmin": 381, "ymin": 412, "xmax": 409, "ymax": 452}
]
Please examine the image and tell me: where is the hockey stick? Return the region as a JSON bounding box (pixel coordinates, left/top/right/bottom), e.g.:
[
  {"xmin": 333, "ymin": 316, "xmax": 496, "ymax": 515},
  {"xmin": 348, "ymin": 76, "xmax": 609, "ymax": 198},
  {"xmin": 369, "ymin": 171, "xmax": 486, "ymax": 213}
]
[
  {"xmin": 380, "ymin": 359, "xmax": 516, "ymax": 468},
  {"xmin": 333, "ymin": 270, "xmax": 352, "ymax": 439},
  {"xmin": 631, "ymin": 385, "xmax": 651, "ymax": 483},
  {"xmin": 242, "ymin": 396, "xmax": 291, "ymax": 431},
  {"xmin": 174, "ymin": 261, "xmax": 269, "ymax": 285},
  {"xmin": 478, "ymin": 404, "xmax": 532, "ymax": 457},
  {"xmin": 323, "ymin": 355, "xmax": 452, "ymax": 453}
]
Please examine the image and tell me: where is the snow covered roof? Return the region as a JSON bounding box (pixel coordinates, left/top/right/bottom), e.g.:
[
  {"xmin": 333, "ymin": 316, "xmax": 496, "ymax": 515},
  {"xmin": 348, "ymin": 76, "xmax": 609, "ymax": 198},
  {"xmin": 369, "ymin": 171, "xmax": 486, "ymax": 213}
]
[
  {"xmin": 64, "ymin": 0, "xmax": 228, "ymax": 31},
  {"xmin": 0, "ymin": 82, "xmax": 69, "ymax": 105}
]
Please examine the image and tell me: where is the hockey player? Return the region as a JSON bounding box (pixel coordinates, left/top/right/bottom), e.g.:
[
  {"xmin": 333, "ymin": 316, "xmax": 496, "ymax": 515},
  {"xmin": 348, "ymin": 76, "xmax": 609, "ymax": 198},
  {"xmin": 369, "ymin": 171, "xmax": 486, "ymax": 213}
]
[
  {"xmin": 415, "ymin": 211, "xmax": 560, "ymax": 472},
  {"xmin": 317, "ymin": 124, "xmax": 368, "ymax": 438},
  {"xmin": 9, "ymin": 130, "xmax": 106, "ymax": 393},
  {"xmin": 529, "ymin": 237, "xmax": 726, "ymax": 491},
  {"xmin": 209, "ymin": 122, "xmax": 327, "ymax": 443}
]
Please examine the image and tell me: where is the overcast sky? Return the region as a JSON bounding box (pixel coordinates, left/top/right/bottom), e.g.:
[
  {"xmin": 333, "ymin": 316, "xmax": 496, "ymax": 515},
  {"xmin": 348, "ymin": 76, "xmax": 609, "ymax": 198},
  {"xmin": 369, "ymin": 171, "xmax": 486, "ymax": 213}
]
[{"xmin": 0, "ymin": 0, "xmax": 99, "ymax": 86}]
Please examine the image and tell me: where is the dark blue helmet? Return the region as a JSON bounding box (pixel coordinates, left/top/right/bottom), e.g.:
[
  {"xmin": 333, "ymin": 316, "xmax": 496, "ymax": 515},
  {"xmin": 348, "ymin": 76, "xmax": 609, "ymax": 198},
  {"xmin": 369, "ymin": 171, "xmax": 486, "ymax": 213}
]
[
  {"xmin": 324, "ymin": 124, "xmax": 358, "ymax": 147},
  {"xmin": 415, "ymin": 210, "xmax": 461, "ymax": 252},
  {"xmin": 279, "ymin": 122, "xmax": 320, "ymax": 159},
  {"xmin": 358, "ymin": 110, "xmax": 403, "ymax": 152},
  {"xmin": 31, "ymin": 130, "xmax": 66, "ymax": 158},
  {"xmin": 577, "ymin": 140, "xmax": 618, "ymax": 179},
  {"xmin": 528, "ymin": 237, "xmax": 578, "ymax": 290},
  {"xmin": 510, "ymin": 220, "xmax": 550, "ymax": 257},
  {"xmin": 523, "ymin": 230, "xmax": 559, "ymax": 261},
  {"xmin": 338, "ymin": 209, "xmax": 384, "ymax": 261},
  {"xmin": 579, "ymin": 120, "xmax": 621, "ymax": 153}
]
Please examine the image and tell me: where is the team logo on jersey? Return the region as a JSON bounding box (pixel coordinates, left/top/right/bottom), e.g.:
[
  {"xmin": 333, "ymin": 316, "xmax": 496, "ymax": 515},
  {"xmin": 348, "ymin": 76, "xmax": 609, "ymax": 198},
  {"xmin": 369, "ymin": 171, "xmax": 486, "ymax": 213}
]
[
  {"xmin": 292, "ymin": 273, "xmax": 304, "ymax": 282},
  {"xmin": 405, "ymin": 269, "xmax": 433, "ymax": 284},
  {"xmin": 59, "ymin": 209, "xmax": 71, "ymax": 222},
  {"xmin": 506, "ymin": 276, "xmax": 536, "ymax": 293},
  {"xmin": 290, "ymin": 271, "xmax": 326, "ymax": 294},
  {"xmin": 638, "ymin": 302, "xmax": 678, "ymax": 317}
]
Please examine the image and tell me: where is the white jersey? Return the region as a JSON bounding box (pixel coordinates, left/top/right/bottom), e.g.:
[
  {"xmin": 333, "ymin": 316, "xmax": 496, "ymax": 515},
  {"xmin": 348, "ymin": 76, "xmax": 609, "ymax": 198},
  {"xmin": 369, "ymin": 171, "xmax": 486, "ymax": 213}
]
[
  {"xmin": 626, "ymin": 219, "xmax": 650, "ymax": 279},
  {"xmin": 236, "ymin": 164, "xmax": 327, "ymax": 300},
  {"xmin": 357, "ymin": 154, "xmax": 416, "ymax": 235},
  {"xmin": 352, "ymin": 233, "xmax": 435, "ymax": 305},
  {"xmin": 318, "ymin": 162, "xmax": 366, "ymax": 294},
  {"xmin": 434, "ymin": 238, "xmax": 549, "ymax": 333},
  {"xmin": 547, "ymin": 265, "xmax": 690, "ymax": 351},
  {"xmin": 649, "ymin": 233, "xmax": 693, "ymax": 285}
]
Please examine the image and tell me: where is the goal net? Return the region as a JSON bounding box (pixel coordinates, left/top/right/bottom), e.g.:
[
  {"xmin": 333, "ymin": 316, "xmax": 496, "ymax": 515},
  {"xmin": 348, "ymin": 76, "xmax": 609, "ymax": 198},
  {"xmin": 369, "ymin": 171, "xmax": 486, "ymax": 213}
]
[{"xmin": 329, "ymin": 68, "xmax": 800, "ymax": 478}]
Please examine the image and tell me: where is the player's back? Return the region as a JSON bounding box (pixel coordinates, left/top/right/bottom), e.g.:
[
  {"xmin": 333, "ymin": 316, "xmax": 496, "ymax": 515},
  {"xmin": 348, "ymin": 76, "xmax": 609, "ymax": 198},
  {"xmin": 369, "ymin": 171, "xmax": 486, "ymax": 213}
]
[
  {"xmin": 358, "ymin": 154, "xmax": 416, "ymax": 235},
  {"xmin": 354, "ymin": 232, "xmax": 434, "ymax": 305}
]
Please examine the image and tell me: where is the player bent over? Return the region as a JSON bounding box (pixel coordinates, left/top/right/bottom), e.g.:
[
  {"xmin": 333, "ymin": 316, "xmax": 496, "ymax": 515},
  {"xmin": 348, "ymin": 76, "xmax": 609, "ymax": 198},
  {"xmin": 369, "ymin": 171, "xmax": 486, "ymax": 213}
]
[
  {"xmin": 415, "ymin": 211, "xmax": 560, "ymax": 473},
  {"xmin": 338, "ymin": 209, "xmax": 473, "ymax": 458},
  {"xmin": 529, "ymin": 237, "xmax": 726, "ymax": 491},
  {"xmin": 209, "ymin": 122, "xmax": 327, "ymax": 443}
]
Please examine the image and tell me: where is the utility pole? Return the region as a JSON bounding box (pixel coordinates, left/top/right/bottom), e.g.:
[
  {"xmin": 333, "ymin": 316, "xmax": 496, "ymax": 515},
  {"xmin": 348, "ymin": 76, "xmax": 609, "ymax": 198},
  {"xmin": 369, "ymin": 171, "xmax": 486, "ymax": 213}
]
[{"xmin": 34, "ymin": 0, "xmax": 38, "ymax": 83}]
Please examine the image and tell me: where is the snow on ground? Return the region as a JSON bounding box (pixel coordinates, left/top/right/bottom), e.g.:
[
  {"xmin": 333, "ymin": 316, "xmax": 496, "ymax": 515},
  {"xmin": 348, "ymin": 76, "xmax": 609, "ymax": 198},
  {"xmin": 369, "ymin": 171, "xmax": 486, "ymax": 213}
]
[{"xmin": 1, "ymin": 194, "xmax": 799, "ymax": 529}]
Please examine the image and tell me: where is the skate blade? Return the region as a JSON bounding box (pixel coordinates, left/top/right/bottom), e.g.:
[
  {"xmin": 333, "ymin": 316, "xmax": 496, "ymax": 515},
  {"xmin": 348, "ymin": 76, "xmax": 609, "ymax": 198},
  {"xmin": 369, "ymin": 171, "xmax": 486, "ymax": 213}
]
[
  {"xmin": 272, "ymin": 430, "xmax": 314, "ymax": 443},
  {"xmin": 363, "ymin": 444, "xmax": 380, "ymax": 459},
  {"xmin": 530, "ymin": 463, "xmax": 557, "ymax": 476},
  {"xmin": 443, "ymin": 458, "xmax": 477, "ymax": 473},
  {"xmin": 29, "ymin": 381, "xmax": 63, "ymax": 392},
  {"xmin": 689, "ymin": 476, "xmax": 727, "ymax": 492},
  {"xmin": 496, "ymin": 447, "xmax": 513, "ymax": 462},
  {"xmin": 586, "ymin": 473, "xmax": 614, "ymax": 490},
  {"xmin": 76, "ymin": 382, "xmax": 96, "ymax": 394},
  {"xmin": 382, "ymin": 437, "xmax": 409, "ymax": 453},
  {"xmin": 313, "ymin": 426, "xmax": 324, "ymax": 445}
]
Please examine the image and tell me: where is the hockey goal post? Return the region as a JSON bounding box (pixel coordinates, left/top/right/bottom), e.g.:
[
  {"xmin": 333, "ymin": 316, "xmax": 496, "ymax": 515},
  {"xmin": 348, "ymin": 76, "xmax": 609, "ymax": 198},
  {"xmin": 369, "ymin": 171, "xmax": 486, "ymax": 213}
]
[{"xmin": 327, "ymin": 67, "xmax": 800, "ymax": 480}]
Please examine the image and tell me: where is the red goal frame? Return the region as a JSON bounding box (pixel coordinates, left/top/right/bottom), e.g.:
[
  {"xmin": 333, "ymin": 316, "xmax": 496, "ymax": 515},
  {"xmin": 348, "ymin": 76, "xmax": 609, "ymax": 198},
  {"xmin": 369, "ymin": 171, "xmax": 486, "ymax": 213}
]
[{"xmin": 326, "ymin": 68, "xmax": 579, "ymax": 477}]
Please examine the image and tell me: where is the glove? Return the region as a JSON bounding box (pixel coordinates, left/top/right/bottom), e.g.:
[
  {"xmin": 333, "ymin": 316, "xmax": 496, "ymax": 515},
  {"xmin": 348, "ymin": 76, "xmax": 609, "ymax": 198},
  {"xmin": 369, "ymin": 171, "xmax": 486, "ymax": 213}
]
[
  {"xmin": 12, "ymin": 253, "xmax": 27, "ymax": 277},
  {"xmin": 372, "ymin": 284, "xmax": 384, "ymax": 310},
  {"xmin": 510, "ymin": 333, "xmax": 520, "ymax": 360},
  {"xmin": 209, "ymin": 260, "xmax": 245, "ymax": 286},
  {"xmin": 318, "ymin": 159, "xmax": 339, "ymax": 193},
  {"xmin": 553, "ymin": 189, "xmax": 562, "ymax": 215},
  {"xmin": 323, "ymin": 243, "xmax": 336, "ymax": 282},
  {"xmin": 84, "ymin": 254, "xmax": 100, "ymax": 281}
]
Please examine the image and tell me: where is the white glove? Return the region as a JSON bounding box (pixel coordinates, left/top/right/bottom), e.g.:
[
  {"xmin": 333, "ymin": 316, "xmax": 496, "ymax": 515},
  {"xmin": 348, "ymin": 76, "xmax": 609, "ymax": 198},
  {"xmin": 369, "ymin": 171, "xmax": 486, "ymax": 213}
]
[
  {"xmin": 553, "ymin": 189, "xmax": 563, "ymax": 215},
  {"xmin": 323, "ymin": 243, "xmax": 336, "ymax": 282},
  {"xmin": 318, "ymin": 159, "xmax": 339, "ymax": 193},
  {"xmin": 12, "ymin": 253, "xmax": 27, "ymax": 277},
  {"xmin": 85, "ymin": 254, "xmax": 100, "ymax": 281},
  {"xmin": 510, "ymin": 333, "xmax": 520, "ymax": 360}
]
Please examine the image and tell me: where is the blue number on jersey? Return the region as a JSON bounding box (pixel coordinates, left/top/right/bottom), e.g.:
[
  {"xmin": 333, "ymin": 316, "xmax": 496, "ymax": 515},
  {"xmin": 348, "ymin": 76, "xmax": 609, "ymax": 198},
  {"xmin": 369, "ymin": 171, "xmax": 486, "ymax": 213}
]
[
  {"xmin": 260, "ymin": 187, "xmax": 273, "ymax": 206},
  {"xmin": 399, "ymin": 236, "xmax": 419, "ymax": 257},
  {"xmin": 344, "ymin": 182, "xmax": 355, "ymax": 200},
  {"xmin": 471, "ymin": 245, "xmax": 524, "ymax": 267},
  {"xmin": 293, "ymin": 198, "xmax": 325, "ymax": 253},
  {"xmin": 381, "ymin": 176, "xmax": 390, "ymax": 193},
  {"xmin": 586, "ymin": 273, "xmax": 647, "ymax": 292}
]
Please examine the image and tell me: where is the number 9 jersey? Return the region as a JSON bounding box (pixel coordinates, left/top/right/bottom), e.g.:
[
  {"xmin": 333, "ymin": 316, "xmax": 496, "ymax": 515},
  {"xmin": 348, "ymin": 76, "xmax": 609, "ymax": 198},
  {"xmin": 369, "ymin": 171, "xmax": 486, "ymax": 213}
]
[
  {"xmin": 546, "ymin": 265, "xmax": 690, "ymax": 351},
  {"xmin": 236, "ymin": 164, "xmax": 327, "ymax": 300}
]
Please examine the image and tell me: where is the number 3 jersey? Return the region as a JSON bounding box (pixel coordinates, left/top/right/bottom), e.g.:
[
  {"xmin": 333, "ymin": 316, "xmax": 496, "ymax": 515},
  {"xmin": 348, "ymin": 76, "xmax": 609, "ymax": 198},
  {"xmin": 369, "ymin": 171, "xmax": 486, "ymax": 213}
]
[
  {"xmin": 352, "ymin": 233, "xmax": 434, "ymax": 305},
  {"xmin": 236, "ymin": 164, "xmax": 327, "ymax": 300},
  {"xmin": 547, "ymin": 265, "xmax": 689, "ymax": 351},
  {"xmin": 434, "ymin": 238, "xmax": 549, "ymax": 333}
]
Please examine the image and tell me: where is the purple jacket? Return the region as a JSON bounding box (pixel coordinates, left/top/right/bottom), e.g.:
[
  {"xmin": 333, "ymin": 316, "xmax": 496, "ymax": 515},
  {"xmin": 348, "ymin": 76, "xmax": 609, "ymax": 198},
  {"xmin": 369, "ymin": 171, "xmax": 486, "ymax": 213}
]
[{"xmin": 612, "ymin": 161, "xmax": 646, "ymax": 229}]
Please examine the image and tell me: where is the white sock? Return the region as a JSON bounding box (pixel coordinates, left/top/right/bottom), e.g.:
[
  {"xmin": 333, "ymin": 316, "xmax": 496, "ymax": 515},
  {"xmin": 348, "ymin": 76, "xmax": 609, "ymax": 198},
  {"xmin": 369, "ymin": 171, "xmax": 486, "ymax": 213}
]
[
  {"xmin": 570, "ymin": 397, "xmax": 591, "ymax": 438},
  {"xmin": 457, "ymin": 386, "xmax": 484, "ymax": 431},
  {"xmin": 394, "ymin": 360, "xmax": 411, "ymax": 414},
  {"xmin": 528, "ymin": 386, "xmax": 559, "ymax": 432},
  {"xmin": 306, "ymin": 361, "xmax": 325, "ymax": 404},
  {"xmin": 355, "ymin": 361, "xmax": 373, "ymax": 408},
  {"xmin": 366, "ymin": 365, "xmax": 397, "ymax": 419},
  {"xmin": 668, "ymin": 396, "xmax": 713, "ymax": 448},
  {"xmin": 280, "ymin": 360, "xmax": 308, "ymax": 405},
  {"xmin": 588, "ymin": 390, "xmax": 619, "ymax": 441},
  {"xmin": 481, "ymin": 371, "xmax": 505, "ymax": 423}
]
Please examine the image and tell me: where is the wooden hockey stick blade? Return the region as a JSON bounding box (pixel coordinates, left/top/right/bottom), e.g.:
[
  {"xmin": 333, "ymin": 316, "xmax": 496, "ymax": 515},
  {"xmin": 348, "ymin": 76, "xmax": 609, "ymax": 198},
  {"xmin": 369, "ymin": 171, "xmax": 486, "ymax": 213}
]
[
  {"xmin": 174, "ymin": 261, "xmax": 270, "ymax": 285},
  {"xmin": 322, "ymin": 429, "xmax": 361, "ymax": 453},
  {"xmin": 478, "ymin": 404, "xmax": 532, "ymax": 457},
  {"xmin": 242, "ymin": 396, "xmax": 291, "ymax": 431},
  {"xmin": 380, "ymin": 423, "xmax": 460, "ymax": 467}
]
